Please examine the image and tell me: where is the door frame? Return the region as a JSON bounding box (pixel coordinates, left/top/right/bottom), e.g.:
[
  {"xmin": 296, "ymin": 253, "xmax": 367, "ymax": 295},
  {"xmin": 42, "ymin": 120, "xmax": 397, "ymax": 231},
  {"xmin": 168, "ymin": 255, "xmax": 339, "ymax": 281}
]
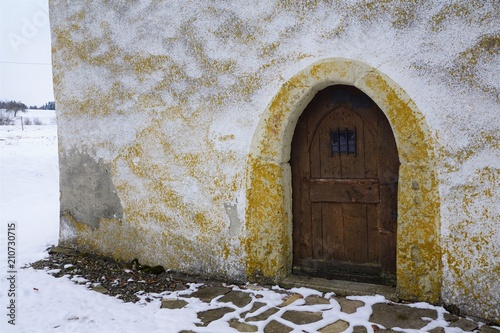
[{"xmin": 245, "ymin": 58, "xmax": 441, "ymax": 303}]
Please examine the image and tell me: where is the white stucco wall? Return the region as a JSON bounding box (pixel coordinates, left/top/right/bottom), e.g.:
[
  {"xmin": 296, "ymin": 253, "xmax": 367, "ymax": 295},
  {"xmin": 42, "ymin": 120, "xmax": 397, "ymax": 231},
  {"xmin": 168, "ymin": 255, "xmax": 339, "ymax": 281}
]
[{"xmin": 49, "ymin": 0, "xmax": 499, "ymax": 322}]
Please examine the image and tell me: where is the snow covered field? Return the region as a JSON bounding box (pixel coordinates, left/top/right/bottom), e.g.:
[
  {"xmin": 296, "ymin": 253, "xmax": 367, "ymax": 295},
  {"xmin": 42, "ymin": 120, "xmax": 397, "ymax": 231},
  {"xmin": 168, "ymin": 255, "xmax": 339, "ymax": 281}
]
[{"xmin": 0, "ymin": 113, "xmax": 494, "ymax": 333}]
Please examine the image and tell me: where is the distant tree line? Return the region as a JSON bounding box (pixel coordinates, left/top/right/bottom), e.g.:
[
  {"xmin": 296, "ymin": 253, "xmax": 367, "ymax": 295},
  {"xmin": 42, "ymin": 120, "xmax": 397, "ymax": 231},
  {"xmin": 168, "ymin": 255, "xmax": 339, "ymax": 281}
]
[
  {"xmin": 38, "ymin": 101, "xmax": 56, "ymax": 110},
  {"xmin": 0, "ymin": 100, "xmax": 55, "ymax": 113}
]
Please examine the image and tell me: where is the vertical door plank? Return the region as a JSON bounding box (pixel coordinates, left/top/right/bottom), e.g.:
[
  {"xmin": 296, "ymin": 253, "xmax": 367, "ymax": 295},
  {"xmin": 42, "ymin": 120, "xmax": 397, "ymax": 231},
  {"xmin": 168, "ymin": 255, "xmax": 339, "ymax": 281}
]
[
  {"xmin": 366, "ymin": 204, "xmax": 380, "ymax": 263},
  {"xmin": 376, "ymin": 106, "xmax": 399, "ymax": 274},
  {"xmin": 310, "ymin": 123, "xmax": 322, "ymax": 179},
  {"xmin": 336, "ymin": 106, "xmax": 367, "ymax": 262},
  {"xmin": 319, "ymin": 116, "xmax": 342, "ymax": 178},
  {"xmin": 378, "ymin": 185, "xmax": 397, "ymax": 272},
  {"xmin": 311, "ymin": 202, "xmax": 323, "ymax": 259},
  {"xmin": 337, "ymin": 107, "xmax": 365, "ymax": 179},
  {"xmin": 316, "ymin": 107, "xmax": 346, "ymax": 261},
  {"xmin": 342, "ymin": 203, "xmax": 368, "ymax": 263},
  {"xmin": 358, "ymin": 106, "xmax": 378, "ymax": 179},
  {"xmin": 303, "ymin": 119, "xmax": 323, "ymax": 259},
  {"xmin": 362, "ymin": 106, "xmax": 381, "ymax": 264},
  {"xmin": 322, "ymin": 202, "xmax": 344, "ymax": 261}
]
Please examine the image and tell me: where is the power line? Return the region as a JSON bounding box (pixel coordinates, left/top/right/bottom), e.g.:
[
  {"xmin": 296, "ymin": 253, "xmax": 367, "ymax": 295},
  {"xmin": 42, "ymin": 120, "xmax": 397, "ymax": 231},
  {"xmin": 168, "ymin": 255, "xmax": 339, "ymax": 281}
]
[{"xmin": 0, "ymin": 61, "xmax": 51, "ymax": 65}]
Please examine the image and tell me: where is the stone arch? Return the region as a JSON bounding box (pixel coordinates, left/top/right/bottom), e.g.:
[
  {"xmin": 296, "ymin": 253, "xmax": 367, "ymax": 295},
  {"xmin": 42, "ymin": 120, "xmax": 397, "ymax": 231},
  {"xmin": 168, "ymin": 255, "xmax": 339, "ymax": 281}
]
[{"xmin": 245, "ymin": 58, "xmax": 441, "ymax": 303}]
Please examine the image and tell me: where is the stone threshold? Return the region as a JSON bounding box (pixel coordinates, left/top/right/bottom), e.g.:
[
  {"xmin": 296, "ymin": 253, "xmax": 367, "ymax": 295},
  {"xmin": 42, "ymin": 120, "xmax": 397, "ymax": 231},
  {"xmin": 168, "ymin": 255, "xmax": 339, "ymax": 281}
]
[{"xmin": 279, "ymin": 275, "xmax": 399, "ymax": 302}]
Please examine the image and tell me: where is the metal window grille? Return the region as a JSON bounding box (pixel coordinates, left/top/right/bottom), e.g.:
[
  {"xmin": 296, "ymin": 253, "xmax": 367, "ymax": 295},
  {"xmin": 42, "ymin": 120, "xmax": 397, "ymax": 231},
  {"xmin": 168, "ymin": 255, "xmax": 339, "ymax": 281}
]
[{"xmin": 330, "ymin": 128, "xmax": 356, "ymax": 156}]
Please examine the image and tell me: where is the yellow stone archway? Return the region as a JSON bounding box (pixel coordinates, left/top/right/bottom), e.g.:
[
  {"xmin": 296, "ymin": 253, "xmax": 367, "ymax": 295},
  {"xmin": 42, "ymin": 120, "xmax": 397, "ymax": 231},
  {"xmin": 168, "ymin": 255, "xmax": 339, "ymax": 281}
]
[{"xmin": 245, "ymin": 58, "xmax": 441, "ymax": 303}]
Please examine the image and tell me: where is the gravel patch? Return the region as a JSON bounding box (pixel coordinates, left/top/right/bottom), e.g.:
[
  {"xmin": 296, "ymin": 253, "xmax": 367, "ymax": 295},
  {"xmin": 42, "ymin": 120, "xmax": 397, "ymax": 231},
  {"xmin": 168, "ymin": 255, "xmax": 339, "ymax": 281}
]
[{"xmin": 29, "ymin": 246, "xmax": 191, "ymax": 303}]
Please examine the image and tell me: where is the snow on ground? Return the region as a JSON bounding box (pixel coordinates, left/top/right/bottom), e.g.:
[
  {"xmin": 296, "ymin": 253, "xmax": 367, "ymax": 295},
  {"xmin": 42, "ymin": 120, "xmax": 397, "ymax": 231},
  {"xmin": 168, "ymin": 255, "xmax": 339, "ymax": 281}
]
[{"xmin": 0, "ymin": 112, "xmax": 489, "ymax": 333}]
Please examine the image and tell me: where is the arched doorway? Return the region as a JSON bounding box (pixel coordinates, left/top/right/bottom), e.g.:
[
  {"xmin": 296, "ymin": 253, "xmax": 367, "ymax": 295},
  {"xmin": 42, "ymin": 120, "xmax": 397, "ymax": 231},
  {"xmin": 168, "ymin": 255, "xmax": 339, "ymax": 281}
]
[
  {"xmin": 245, "ymin": 58, "xmax": 441, "ymax": 303},
  {"xmin": 291, "ymin": 85, "xmax": 399, "ymax": 285}
]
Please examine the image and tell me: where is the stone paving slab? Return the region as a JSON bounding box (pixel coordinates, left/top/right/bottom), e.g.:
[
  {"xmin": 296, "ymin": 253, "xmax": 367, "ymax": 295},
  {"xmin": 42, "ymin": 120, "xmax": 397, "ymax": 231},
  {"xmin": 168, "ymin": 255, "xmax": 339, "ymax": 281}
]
[
  {"xmin": 160, "ymin": 299, "xmax": 188, "ymax": 309},
  {"xmin": 159, "ymin": 283, "xmax": 500, "ymax": 333},
  {"xmin": 196, "ymin": 307, "xmax": 235, "ymax": 326},
  {"xmin": 188, "ymin": 286, "xmax": 232, "ymax": 302},
  {"xmin": 282, "ymin": 310, "xmax": 323, "ymax": 325},
  {"xmin": 246, "ymin": 307, "xmax": 280, "ymax": 322},
  {"xmin": 334, "ymin": 296, "xmax": 365, "ymax": 314},
  {"xmin": 228, "ymin": 318, "xmax": 259, "ymax": 332},
  {"xmin": 318, "ymin": 320, "xmax": 350, "ymax": 333},
  {"xmin": 480, "ymin": 326, "xmax": 500, "ymax": 333},
  {"xmin": 264, "ymin": 320, "xmax": 292, "ymax": 333},
  {"xmin": 218, "ymin": 290, "xmax": 253, "ymax": 308},
  {"xmin": 305, "ymin": 295, "xmax": 331, "ymax": 305},
  {"xmin": 352, "ymin": 325, "xmax": 368, "ymax": 333},
  {"xmin": 370, "ymin": 303, "xmax": 437, "ymax": 329},
  {"xmin": 449, "ymin": 318, "xmax": 479, "ymax": 331},
  {"xmin": 241, "ymin": 301, "xmax": 267, "ymax": 318},
  {"xmin": 279, "ymin": 293, "xmax": 303, "ymax": 307}
]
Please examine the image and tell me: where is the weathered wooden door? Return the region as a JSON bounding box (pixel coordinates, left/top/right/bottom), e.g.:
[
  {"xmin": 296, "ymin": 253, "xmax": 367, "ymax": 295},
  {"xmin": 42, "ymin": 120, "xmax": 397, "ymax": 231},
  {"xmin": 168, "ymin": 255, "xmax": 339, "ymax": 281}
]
[{"xmin": 291, "ymin": 85, "xmax": 399, "ymax": 285}]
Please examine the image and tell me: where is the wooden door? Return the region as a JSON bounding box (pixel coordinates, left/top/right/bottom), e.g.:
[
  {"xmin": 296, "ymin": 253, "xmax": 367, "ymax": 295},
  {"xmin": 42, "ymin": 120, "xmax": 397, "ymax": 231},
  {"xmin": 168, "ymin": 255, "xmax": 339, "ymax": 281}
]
[{"xmin": 291, "ymin": 85, "xmax": 399, "ymax": 285}]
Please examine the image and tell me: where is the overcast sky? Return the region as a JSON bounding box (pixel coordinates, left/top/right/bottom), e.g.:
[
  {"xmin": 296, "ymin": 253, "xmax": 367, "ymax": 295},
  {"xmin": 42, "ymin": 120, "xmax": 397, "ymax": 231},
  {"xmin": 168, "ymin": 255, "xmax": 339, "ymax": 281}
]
[{"xmin": 0, "ymin": 0, "xmax": 54, "ymax": 107}]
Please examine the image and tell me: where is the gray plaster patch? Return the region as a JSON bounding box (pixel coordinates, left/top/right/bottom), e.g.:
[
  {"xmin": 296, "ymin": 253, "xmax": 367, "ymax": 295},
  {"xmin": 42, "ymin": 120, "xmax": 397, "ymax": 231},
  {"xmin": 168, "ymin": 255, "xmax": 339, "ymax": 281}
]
[
  {"xmin": 224, "ymin": 203, "xmax": 241, "ymax": 237},
  {"xmin": 60, "ymin": 150, "xmax": 123, "ymax": 229}
]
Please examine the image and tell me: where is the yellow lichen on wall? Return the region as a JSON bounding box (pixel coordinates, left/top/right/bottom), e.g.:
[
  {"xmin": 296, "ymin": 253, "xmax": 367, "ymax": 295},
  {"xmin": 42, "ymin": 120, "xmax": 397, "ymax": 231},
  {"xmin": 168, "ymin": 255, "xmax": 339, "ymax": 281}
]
[
  {"xmin": 57, "ymin": 97, "xmax": 247, "ymax": 277},
  {"xmin": 61, "ymin": 212, "xmax": 144, "ymax": 262},
  {"xmin": 277, "ymin": 0, "xmax": 424, "ymax": 28},
  {"xmin": 441, "ymin": 166, "xmax": 500, "ymax": 322},
  {"xmin": 63, "ymin": 211, "xmax": 223, "ymax": 277},
  {"xmin": 362, "ymin": 72, "xmax": 432, "ymax": 163},
  {"xmin": 51, "ymin": 5, "xmax": 264, "ymax": 121},
  {"xmin": 397, "ymin": 164, "xmax": 441, "ymax": 303},
  {"xmin": 451, "ymin": 33, "xmax": 500, "ymax": 102},
  {"xmin": 430, "ymin": 1, "xmax": 494, "ymax": 32},
  {"xmin": 105, "ymin": 115, "xmax": 245, "ymax": 274},
  {"xmin": 259, "ymin": 77, "xmax": 305, "ymax": 160},
  {"xmin": 245, "ymin": 157, "xmax": 291, "ymax": 281}
]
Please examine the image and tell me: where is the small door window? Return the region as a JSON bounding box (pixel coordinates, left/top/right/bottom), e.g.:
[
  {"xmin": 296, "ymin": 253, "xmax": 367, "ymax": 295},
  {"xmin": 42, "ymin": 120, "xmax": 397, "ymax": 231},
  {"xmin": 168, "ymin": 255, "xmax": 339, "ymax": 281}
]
[{"xmin": 330, "ymin": 128, "xmax": 356, "ymax": 156}]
